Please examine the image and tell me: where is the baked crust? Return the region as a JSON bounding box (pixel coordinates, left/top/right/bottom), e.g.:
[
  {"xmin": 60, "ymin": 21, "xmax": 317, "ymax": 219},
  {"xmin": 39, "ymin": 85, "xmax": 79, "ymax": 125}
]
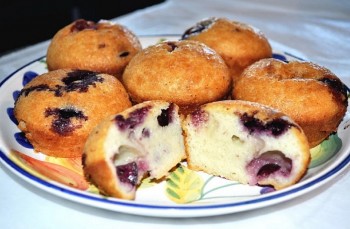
[
  {"xmin": 122, "ymin": 40, "xmax": 232, "ymax": 114},
  {"xmin": 14, "ymin": 69, "xmax": 132, "ymax": 157},
  {"xmin": 182, "ymin": 17, "xmax": 272, "ymax": 83},
  {"xmin": 46, "ymin": 19, "xmax": 142, "ymax": 79},
  {"xmin": 232, "ymin": 58, "xmax": 348, "ymax": 147}
]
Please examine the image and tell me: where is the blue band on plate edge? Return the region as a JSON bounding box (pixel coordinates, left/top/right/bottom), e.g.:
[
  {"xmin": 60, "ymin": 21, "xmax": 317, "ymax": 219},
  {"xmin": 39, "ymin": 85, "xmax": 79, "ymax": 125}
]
[{"xmin": 1, "ymin": 148, "xmax": 349, "ymax": 211}]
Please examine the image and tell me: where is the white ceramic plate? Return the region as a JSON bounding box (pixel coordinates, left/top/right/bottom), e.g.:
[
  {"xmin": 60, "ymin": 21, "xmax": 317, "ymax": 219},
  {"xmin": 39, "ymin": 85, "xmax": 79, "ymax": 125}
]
[{"xmin": 0, "ymin": 36, "xmax": 349, "ymax": 218}]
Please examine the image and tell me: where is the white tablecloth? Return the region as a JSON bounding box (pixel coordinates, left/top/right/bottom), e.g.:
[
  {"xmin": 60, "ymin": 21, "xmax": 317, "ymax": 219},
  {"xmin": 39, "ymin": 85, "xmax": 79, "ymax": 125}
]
[{"xmin": 1, "ymin": 0, "xmax": 350, "ymax": 228}]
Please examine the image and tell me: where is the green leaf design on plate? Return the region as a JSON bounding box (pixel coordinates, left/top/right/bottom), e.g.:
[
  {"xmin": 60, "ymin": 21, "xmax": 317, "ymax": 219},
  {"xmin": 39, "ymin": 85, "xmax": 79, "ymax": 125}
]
[
  {"xmin": 139, "ymin": 176, "xmax": 157, "ymax": 189},
  {"xmin": 165, "ymin": 165, "xmax": 204, "ymax": 203},
  {"xmin": 309, "ymin": 133, "xmax": 342, "ymax": 168}
]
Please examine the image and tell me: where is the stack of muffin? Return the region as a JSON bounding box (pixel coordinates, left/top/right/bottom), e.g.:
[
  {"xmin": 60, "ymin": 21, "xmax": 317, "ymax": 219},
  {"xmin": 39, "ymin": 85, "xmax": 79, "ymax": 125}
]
[{"xmin": 13, "ymin": 17, "xmax": 348, "ymax": 200}]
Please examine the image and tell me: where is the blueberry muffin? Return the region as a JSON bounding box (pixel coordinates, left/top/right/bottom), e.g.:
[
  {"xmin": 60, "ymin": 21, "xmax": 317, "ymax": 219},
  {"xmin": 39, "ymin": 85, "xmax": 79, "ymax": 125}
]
[
  {"xmin": 122, "ymin": 40, "xmax": 232, "ymax": 114},
  {"xmin": 14, "ymin": 69, "xmax": 132, "ymax": 158},
  {"xmin": 232, "ymin": 58, "xmax": 348, "ymax": 148},
  {"xmin": 182, "ymin": 17, "xmax": 272, "ymax": 83},
  {"xmin": 83, "ymin": 101, "xmax": 185, "ymax": 199},
  {"xmin": 46, "ymin": 19, "xmax": 142, "ymax": 79},
  {"xmin": 183, "ymin": 100, "xmax": 310, "ymax": 190}
]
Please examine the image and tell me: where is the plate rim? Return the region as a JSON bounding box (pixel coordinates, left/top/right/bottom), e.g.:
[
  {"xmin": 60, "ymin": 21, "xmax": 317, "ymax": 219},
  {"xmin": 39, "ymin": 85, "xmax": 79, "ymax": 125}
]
[{"xmin": 1, "ymin": 146, "xmax": 350, "ymax": 217}]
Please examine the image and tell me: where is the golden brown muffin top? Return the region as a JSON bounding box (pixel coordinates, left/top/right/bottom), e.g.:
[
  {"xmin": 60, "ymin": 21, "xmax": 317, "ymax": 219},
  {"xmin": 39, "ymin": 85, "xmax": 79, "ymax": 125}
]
[
  {"xmin": 122, "ymin": 40, "xmax": 232, "ymax": 108},
  {"xmin": 182, "ymin": 17, "xmax": 272, "ymax": 63},
  {"xmin": 46, "ymin": 19, "xmax": 142, "ymax": 78}
]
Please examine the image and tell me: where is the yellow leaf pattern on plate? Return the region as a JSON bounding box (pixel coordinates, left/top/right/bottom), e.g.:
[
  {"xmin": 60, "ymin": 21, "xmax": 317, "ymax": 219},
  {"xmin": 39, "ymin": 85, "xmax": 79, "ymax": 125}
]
[
  {"xmin": 139, "ymin": 176, "xmax": 157, "ymax": 189},
  {"xmin": 165, "ymin": 165, "xmax": 204, "ymax": 204}
]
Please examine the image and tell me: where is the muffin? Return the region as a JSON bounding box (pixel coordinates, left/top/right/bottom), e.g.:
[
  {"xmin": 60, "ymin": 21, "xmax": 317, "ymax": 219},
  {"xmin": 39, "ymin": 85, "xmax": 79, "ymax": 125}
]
[
  {"xmin": 83, "ymin": 101, "xmax": 185, "ymax": 199},
  {"xmin": 232, "ymin": 58, "xmax": 348, "ymax": 148},
  {"xmin": 46, "ymin": 19, "xmax": 142, "ymax": 79},
  {"xmin": 14, "ymin": 69, "xmax": 132, "ymax": 158},
  {"xmin": 182, "ymin": 17, "xmax": 272, "ymax": 83},
  {"xmin": 183, "ymin": 100, "xmax": 310, "ymax": 190},
  {"xmin": 122, "ymin": 40, "xmax": 232, "ymax": 114}
]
